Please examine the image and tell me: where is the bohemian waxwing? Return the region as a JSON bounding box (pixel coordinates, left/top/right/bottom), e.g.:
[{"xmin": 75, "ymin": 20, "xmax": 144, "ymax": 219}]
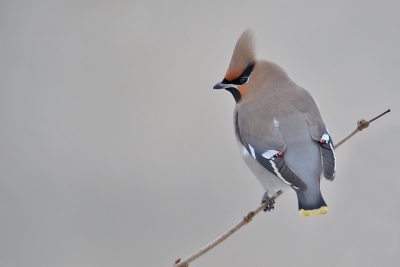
[{"xmin": 213, "ymin": 30, "xmax": 336, "ymax": 216}]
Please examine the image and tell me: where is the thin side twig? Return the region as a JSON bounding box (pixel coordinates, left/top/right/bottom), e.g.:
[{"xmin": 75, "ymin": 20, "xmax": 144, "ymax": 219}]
[
  {"xmin": 172, "ymin": 109, "xmax": 390, "ymax": 267},
  {"xmin": 334, "ymin": 109, "xmax": 390, "ymax": 149}
]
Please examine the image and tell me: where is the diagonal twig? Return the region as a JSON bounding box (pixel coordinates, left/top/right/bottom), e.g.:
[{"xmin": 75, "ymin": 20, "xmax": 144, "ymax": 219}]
[
  {"xmin": 172, "ymin": 109, "xmax": 390, "ymax": 267},
  {"xmin": 333, "ymin": 109, "xmax": 390, "ymax": 149}
]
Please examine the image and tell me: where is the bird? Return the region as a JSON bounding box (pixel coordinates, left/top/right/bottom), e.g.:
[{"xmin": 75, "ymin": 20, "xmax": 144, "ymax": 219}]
[{"xmin": 213, "ymin": 30, "xmax": 336, "ymax": 216}]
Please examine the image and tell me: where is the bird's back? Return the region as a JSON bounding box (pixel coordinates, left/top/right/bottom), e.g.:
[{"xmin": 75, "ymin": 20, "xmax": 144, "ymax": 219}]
[{"xmin": 276, "ymin": 112, "xmax": 322, "ymax": 189}]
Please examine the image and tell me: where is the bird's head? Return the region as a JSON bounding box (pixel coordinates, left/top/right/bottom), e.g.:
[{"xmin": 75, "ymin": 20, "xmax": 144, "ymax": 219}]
[{"xmin": 214, "ymin": 29, "xmax": 256, "ymax": 103}]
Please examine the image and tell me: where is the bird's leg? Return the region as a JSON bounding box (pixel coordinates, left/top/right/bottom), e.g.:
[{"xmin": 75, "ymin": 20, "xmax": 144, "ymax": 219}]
[{"xmin": 261, "ymin": 192, "xmax": 275, "ymax": 212}]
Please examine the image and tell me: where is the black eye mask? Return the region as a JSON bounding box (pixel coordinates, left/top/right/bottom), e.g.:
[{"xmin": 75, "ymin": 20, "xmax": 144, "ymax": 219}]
[{"xmin": 222, "ymin": 63, "xmax": 254, "ymax": 85}]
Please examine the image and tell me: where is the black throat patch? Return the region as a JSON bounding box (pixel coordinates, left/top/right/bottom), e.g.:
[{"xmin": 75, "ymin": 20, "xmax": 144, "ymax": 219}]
[{"xmin": 226, "ymin": 88, "xmax": 242, "ymax": 102}]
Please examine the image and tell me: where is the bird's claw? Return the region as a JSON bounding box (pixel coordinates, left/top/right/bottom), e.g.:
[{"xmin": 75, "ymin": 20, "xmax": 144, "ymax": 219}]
[
  {"xmin": 274, "ymin": 151, "xmax": 283, "ymax": 157},
  {"xmin": 261, "ymin": 192, "xmax": 275, "ymax": 212}
]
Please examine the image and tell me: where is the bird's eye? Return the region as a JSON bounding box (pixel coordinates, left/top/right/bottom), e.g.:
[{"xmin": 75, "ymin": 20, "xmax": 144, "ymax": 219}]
[{"xmin": 240, "ymin": 76, "xmax": 249, "ymax": 84}]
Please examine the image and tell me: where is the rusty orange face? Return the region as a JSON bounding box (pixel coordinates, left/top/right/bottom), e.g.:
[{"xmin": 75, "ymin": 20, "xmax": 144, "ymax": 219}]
[
  {"xmin": 235, "ymin": 84, "xmax": 247, "ymax": 99},
  {"xmin": 224, "ymin": 69, "xmax": 242, "ymax": 81}
]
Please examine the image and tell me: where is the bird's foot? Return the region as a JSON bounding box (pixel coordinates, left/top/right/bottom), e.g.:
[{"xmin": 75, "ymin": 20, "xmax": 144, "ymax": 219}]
[
  {"xmin": 261, "ymin": 192, "xmax": 275, "ymax": 212},
  {"xmin": 274, "ymin": 151, "xmax": 283, "ymax": 157},
  {"xmin": 319, "ymin": 138, "xmax": 327, "ymax": 143}
]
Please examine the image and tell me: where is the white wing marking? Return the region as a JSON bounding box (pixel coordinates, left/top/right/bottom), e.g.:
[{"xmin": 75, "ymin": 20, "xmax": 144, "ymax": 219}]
[
  {"xmin": 248, "ymin": 145, "xmax": 256, "ymax": 159},
  {"xmin": 269, "ymin": 160, "xmax": 291, "ymax": 185},
  {"xmin": 274, "ymin": 118, "xmax": 279, "ymax": 128},
  {"xmin": 321, "ymin": 133, "xmax": 330, "ymax": 143},
  {"xmin": 262, "ymin": 150, "xmax": 279, "ymax": 159}
]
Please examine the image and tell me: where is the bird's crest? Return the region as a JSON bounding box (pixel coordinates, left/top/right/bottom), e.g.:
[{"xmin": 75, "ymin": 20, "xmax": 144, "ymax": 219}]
[{"xmin": 225, "ymin": 29, "xmax": 256, "ymax": 81}]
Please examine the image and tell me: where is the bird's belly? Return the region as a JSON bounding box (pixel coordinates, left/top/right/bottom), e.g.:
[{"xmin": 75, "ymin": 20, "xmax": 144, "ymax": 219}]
[{"xmin": 242, "ymin": 147, "xmax": 291, "ymax": 196}]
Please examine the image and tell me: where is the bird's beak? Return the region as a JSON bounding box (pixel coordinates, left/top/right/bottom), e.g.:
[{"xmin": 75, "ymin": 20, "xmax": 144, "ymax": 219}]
[{"xmin": 213, "ymin": 81, "xmax": 235, "ymax": 90}]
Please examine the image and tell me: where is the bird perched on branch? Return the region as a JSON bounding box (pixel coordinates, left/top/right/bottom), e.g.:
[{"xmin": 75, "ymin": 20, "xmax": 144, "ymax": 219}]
[{"xmin": 213, "ymin": 30, "xmax": 336, "ymax": 216}]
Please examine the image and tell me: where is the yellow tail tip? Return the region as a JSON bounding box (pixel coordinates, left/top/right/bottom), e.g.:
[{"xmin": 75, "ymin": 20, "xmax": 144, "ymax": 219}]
[{"xmin": 299, "ymin": 206, "xmax": 328, "ymax": 216}]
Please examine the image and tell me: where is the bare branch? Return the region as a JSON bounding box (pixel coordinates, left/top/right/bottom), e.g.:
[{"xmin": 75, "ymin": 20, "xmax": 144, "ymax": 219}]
[{"xmin": 172, "ymin": 191, "xmax": 283, "ymax": 267}]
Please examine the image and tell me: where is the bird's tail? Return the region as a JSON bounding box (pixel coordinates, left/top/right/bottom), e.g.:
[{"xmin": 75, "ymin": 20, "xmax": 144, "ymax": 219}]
[{"xmin": 296, "ymin": 190, "xmax": 328, "ymax": 216}]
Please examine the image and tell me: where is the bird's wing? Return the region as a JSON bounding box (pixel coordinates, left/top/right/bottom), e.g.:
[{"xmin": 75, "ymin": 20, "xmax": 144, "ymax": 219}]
[
  {"xmin": 236, "ymin": 107, "xmax": 307, "ymax": 191},
  {"xmin": 311, "ymin": 121, "xmax": 336, "ymax": 180},
  {"xmin": 304, "ymin": 106, "xmax": 336, "ymax": 181}
]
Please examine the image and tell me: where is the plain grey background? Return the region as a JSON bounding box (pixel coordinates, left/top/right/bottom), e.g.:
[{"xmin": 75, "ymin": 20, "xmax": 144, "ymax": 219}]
[{"xmin": 1, "ymin": 1, "xmax": 399, "ymax": 266}]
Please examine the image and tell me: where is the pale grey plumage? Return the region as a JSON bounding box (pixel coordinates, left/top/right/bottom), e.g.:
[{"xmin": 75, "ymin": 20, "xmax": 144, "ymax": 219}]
[{"xmin": 214, "ymin": 30, "xmax": 336, "ymax": 216}]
